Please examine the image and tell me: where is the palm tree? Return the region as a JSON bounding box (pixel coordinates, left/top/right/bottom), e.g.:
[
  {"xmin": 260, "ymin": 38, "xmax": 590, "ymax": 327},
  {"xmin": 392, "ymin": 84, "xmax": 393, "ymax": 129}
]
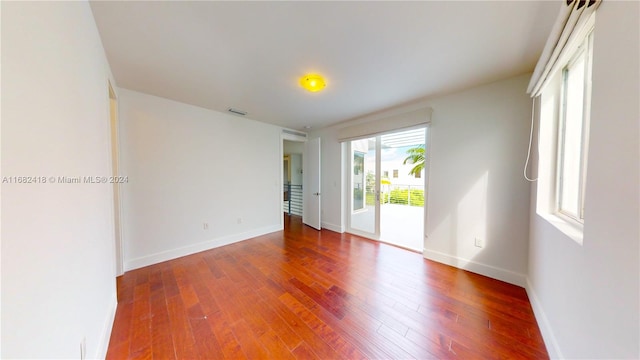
[{"xmin": 403, "ymin": 145, "xmax": 425, "ymax": 176}]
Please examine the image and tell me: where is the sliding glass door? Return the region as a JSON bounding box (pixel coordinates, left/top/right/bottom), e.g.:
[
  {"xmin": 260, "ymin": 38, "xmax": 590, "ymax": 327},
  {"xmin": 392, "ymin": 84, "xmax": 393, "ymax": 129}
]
[
  {"xmin": 349, "ymin": 137, "xmax": 378, "ymax": 235},
  {"xmin": 348, "ymin": 127, "xmax": 426, "ymax": 251}
]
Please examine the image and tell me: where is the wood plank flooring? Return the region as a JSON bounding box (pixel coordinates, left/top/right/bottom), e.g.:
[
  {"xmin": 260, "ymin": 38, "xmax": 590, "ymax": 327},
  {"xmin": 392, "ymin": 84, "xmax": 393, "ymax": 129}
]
[{"xmin": 107, "ymin": 215, "xmax": 548, "ymax": 359}]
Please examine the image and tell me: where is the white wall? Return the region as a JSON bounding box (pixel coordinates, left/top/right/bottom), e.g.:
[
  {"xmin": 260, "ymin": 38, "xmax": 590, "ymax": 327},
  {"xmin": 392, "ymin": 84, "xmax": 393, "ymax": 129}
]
[
  {"xmin": 1, "ymin": 2, "xmax": 117, "ymax": 358},
  {"xmin": 118, "ymin": 89, "xmax": 283, "ymax": 270},
  {"xmin": 527, "ymin": 2, "xmax": 640, "ymax": 358},
  {"xmin": 283, "ymin": 140, "xmax": 304, "ymax": 155},
  {"xmin": 424, "ymin": 74, "xmax": 533, "ymax": 285},
  {"xmin": 313, "ymin": 74, "xmax": 533, "ymax": 285}
]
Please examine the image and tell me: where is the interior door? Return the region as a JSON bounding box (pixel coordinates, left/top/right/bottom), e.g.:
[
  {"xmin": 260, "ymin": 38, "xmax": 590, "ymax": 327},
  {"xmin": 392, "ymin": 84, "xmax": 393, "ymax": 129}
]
[{"xmin": 303, "ymin": 138, "xmax": 321, "ymax": 230}]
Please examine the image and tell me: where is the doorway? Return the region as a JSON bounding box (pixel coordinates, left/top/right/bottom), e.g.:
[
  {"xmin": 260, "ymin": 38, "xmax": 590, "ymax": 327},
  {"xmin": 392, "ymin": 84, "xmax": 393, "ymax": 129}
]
[
  {"xmin": 283, "ymin": 140, "xmax": 304, "ymax": 217},
  {"xmin": 109, "ymin": 82, "xmax": 124, "ymax": 275},
  {"xmin": 281, "ymin": 134, "xmax": 321, "ymax": 231},
  {"xmin": 348, "ymin": 127, "xmax": 427, "ymax": 251}
]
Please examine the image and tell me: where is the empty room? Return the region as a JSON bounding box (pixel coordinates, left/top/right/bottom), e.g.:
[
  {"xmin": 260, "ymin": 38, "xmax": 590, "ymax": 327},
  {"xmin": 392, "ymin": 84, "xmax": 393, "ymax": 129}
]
[{"xmin": 1, "ymin": 1, "xmax": 638, "ymax": 359}]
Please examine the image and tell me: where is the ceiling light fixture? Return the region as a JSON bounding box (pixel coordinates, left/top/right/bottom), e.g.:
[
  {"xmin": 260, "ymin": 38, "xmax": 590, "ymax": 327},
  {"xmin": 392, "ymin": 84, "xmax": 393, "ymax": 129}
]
[{"xmin": 300, "ymin": 74, "xmax": 326, "ymax": 92}]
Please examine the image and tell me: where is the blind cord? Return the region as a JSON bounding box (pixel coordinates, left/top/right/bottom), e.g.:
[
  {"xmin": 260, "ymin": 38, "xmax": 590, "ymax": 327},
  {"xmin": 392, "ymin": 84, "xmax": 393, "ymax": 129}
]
[{"xmin": 524, "ymin": 97, "xmax": 538, "ymax": 182}]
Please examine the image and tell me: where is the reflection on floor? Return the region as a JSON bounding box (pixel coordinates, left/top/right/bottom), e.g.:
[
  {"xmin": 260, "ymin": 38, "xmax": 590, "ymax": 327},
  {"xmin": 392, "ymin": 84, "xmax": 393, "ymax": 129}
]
[
  {"xmin": 350, "ymin": 204, "xmax": 423, "ymax": 251},
  {"xmin": 107, "ymin": 215, "xmax": 549, "ymax": 359}
]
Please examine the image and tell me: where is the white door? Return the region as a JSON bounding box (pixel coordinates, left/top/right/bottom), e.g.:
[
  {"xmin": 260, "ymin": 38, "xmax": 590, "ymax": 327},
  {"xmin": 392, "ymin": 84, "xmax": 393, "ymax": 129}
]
[{"xmin": 303, "ymin": 138, "xmax": 321, "ymax": 230}]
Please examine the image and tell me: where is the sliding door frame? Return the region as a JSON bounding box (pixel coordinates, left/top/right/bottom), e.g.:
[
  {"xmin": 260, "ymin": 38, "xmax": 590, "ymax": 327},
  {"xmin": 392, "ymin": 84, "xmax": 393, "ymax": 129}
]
[
  {"xmin": 346, "ymin": 124, "xmax": 431, "ymax": 250},
  {"xmin": 346, "ymin": 136, "xmax": 382, "ymax": 240}
]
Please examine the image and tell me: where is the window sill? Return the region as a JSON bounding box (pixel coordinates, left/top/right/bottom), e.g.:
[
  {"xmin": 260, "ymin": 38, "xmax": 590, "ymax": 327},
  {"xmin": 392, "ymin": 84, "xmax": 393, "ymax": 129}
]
[{"xmin": 537, "ymin": 211, "xmax": 584, "ymax": 245}]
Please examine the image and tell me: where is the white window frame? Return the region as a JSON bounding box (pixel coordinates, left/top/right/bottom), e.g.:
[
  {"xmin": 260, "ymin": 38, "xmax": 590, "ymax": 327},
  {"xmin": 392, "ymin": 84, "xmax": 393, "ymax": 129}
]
[{"xmin": 555, "ymin": 31, "xmax": 593, "ymax": 224}]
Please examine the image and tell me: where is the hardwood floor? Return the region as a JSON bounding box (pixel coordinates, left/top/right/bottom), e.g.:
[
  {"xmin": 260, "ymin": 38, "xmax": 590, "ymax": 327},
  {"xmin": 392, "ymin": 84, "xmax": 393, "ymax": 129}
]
[{"xmin": 107, "ymin": 215, "xmax": 548, "ymax": 359}]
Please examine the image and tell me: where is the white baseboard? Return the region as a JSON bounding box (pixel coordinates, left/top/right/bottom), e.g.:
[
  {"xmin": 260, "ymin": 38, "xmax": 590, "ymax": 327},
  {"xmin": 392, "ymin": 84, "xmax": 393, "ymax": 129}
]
[
  {"xmin": 95, "ymin": 293, "xmax": 117, "ymax": 359},
  {"xmin": 423, "ymin": 249, "xmax": 527, "ymax": 287},
  {"xmin": 321, "ymin": 221, "xmax": 344, "ymax": 233},
  {"xmin": 124, "ymin": 224, "xmax": 282, "ymax": 271},
  {"xmin": 525, "ymin": 278, "xmax": 563, "ymax": 359}
]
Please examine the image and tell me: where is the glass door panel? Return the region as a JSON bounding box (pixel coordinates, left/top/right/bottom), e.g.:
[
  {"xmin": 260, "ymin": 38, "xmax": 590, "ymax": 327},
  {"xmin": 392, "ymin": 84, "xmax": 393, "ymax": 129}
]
[
  {"xmin": 350, "ymin": 137, "xmax": 377, "ymax": 235},
  {"xmin": 348, "ymin": 127, "xmax": 427, "ymax": 251},
  {"xmin": 379, "ymin": 128, "xmax": 426, "ymax": 251}
]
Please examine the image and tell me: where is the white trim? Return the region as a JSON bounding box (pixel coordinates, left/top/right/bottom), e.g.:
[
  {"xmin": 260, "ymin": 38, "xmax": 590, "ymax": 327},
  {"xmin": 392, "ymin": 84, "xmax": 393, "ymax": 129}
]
[
  {"xmin": 423, "ymin": 249, "xmax": 527, "ymax": 287},
  {"xmin": 528, "ymin": 2, "xmax": 599, "ymax": 96},
  {"xmin": 333, "ymin": 101, "xmax": 432, "ymax": 131},
  {"xmin": 107, "ymin": 79, "xmax": 125, "ymax": 277},
  {"xmin": 555, "ymin": 30, "xmax": 592, "ymax": 225},
  {"xmin": 537, "ymin": 212, "xmax": 583, "ymax": 245},
  {"xmin": 282, "ymin": 129, "xmax": 307, "ymax": 142},
  {"xmin": 525, "ymin": 278, "xmax": 563, "ymax": 359},
  {"xmin": 347, "ymin": 228, "xmax": 380, "ymax": 242},
  {"xmin": 280, "ymin": 134, "xmax": 285, "ymax": 230},
  {"xmin": 422, "ymin": 126, "xmax": 432, "ymax": 252},
  {"xmin": 374, "ymin": 135, "xmax": 381, "ymax": 237},
  {"xmin": 281, "ymin": 134, "xmax": 307, "ymax": 229},
  {"xmin": 337, "ymin": 107, "xmax": 432, "ymax": 143},
  {"xmin": 346, "ymin": 126, "xmax": 429, "ymax": 249},
  {"xmin": 124, "ymin": 224, "xmax": 282, "ymax": 271},
  {"xmin": 321, "ymin": 221, "xmax": 344, "ymax": 233},
  {"xmin": 95, "ymin": 293, "xmax": 118, "ymax": 359}
]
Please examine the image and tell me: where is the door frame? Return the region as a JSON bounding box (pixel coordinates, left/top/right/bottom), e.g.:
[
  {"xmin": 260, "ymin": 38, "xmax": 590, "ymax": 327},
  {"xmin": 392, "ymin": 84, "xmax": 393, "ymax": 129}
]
[
  {"xmin": 345, "ymin": 125, "xmax": 431, "ymax": 250},
  {"xmin": 280, "ymin": 131, "xmax": 307, "ymax": 229},
  {"xmin": 346, "ymin": 136, "xmax": 381, "ymax": 240},
  {"xmin": 108, "ymin": 80, "xmax": 124, "ymax": 276}
]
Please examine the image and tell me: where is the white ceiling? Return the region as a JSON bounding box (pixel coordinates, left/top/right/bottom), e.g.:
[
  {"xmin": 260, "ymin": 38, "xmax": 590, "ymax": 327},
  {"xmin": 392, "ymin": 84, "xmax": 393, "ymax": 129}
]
[{"xmin": 90, "ymin": 1, "xmax": 558, "ymax": 131}]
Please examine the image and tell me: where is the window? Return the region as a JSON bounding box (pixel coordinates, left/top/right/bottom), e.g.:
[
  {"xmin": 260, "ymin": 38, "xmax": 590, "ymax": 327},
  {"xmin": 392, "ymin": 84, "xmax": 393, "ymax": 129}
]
[
  {"xmin": 556, "ymin": 31, "xmax": 593, "ymax": 222},
  {"xmin": 530, "ymin": 7, "xmax": 596, "ymax": 243},
  {"xmin": 393, "ymin": 169, "xmax": 398, "ymax": 178},
  {"xmin": 383, "ymin": 171, "xmax": 389, "ymax": 178},
  {"xmin": 415, "ymin": 171, "xmax": 421, "ymax": 179}
]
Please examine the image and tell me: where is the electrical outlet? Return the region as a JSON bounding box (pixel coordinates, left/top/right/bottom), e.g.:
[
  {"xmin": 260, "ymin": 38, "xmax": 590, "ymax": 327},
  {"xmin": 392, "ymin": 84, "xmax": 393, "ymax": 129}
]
[
  {"xmin": 237, "ymin": 217, "xmax": 242, "ymax": 224},
  {"xmin": 203, "ymin": 222, "xmax": 209, "ymax": 230},
  {"xmin": 80, "ymin": 337, "xmax": 86, "ymax": 360},
  {"xmin": 474, "ymin": 237, "xmax": 484, "ymax": 248}
]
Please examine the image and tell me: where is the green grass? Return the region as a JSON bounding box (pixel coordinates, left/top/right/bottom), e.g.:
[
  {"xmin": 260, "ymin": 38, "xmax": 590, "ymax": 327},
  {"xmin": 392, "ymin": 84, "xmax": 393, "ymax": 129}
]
[{"xmin": 366, "ymin": 192, "xmax": 375, "ymax": 206}]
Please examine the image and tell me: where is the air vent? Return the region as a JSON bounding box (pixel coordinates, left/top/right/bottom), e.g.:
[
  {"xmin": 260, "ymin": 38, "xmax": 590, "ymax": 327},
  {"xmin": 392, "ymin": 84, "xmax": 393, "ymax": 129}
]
[
  {"xmin": 227, "ymin": 108, "xmax": 247, "ymax": 116},
  {"xmin": 283, "ymin": 129, "xmax": 307, "ymax": 138}
]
